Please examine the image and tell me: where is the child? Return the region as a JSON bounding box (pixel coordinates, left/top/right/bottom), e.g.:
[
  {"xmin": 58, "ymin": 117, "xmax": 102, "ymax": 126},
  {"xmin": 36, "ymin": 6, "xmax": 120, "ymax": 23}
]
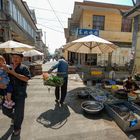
[{"xmin": 0, "ymin": 55, "xmax": 14, "ymax": 109}]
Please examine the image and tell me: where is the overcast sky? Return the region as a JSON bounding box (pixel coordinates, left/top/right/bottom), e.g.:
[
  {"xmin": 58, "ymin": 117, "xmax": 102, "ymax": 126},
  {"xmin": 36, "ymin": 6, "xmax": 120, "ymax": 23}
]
[{"xmin": 24, "ymin": 0, "xmax": 133, "ymax": 54}]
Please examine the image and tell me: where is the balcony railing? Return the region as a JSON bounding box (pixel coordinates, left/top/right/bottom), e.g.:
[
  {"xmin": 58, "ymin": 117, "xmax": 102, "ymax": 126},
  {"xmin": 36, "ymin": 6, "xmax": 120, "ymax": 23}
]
[{"xmin": 100, "ymin": 30, "xmax": 132, "ymax": 43}]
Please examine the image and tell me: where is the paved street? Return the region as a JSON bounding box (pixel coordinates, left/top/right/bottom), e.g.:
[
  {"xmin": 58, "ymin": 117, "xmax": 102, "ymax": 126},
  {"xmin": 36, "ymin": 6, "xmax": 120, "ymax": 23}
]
[{"xmin": 0, "ymin": 62, "xmax": 133, "ymax": 140}]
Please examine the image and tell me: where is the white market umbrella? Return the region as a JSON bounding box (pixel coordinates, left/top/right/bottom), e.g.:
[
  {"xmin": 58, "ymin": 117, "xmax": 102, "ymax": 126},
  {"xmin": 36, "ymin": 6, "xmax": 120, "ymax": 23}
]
[
  {"xmin": 23, "ymin": 49, "xmax": 44, "ymax": 57},
  {"xmin": 64, "ymin": 34, "xmax": 118, "ymax": 54},
  {"xmin": 0, "ymin": 40, "xmax": 34, "ymax": 53}
]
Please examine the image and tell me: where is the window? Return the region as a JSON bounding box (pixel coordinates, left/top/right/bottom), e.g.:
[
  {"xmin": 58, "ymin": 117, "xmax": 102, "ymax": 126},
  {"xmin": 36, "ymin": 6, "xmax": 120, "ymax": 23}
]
[
  {"xmin": 13, "ymin": 4, "xmax": 18, "ymax": 22},
  {"xmin": 9, "ymin": 0, "xmax": 13, "ymax": 16},
  {"xmin": 138, "ymin": 16, "xmax": 140, "ymax": 32},
  {"xmin": 8, "ymin": 0, "xmax": 36, "ymax": 39},
  {"xmin": 93, "ymin": 15, "xmax": 105, "ymax": 30},
  {"xmin": 0, "ymin": 0, "xmax": 3, "ymax": 10},
  {"xmin": 70, "ymin": 23, "xmax": 79, "ymax": 36},
  {"xmin": 17, "ymin": 9, "xmax": 20, "ymax": 23},
  {"xmin": 121, "ymin": 18, "xmax": 132, "ymax": 32},
  {"xmin": 31, "ymin": 29, "xmax": 34, "ymax": 38},
  {"xmin": 23, "ymin": 18, "xmax": 27, "ymax": 30},
  {"xmin": 18, "ymin": 12, "xmax": 22, "ymax": 26}
]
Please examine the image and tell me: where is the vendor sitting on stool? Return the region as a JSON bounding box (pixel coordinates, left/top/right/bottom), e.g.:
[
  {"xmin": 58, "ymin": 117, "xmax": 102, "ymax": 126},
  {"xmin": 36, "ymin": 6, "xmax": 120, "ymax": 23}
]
[{"xmin": 123, "ymin": 76, "xmax": 139, "ymax": 92}]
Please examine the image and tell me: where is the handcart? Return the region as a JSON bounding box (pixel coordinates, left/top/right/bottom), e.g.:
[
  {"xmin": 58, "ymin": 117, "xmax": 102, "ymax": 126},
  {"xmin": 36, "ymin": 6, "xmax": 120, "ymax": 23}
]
[{"xmin": 78, "ymin": 66, "xmax": 105, "ymax": 85}]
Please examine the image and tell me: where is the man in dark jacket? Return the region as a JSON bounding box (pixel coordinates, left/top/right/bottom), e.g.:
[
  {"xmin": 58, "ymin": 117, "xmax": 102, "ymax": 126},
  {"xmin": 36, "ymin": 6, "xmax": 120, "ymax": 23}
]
[
  {"xmin": 48, "ymin": 56, "xmax": 68, "ymax": 106},
  {"xmin": 2, "ymin": 52, "xmax": 31, "ymax": 137}
]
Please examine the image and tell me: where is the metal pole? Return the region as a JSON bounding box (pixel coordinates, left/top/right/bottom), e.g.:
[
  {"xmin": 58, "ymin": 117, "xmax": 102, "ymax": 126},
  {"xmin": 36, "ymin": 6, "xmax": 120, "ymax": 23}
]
[
  {"xmin": 44, "ymin": 31, "xmax": 46, "ymax": 45},
  {"xmin": 131, "ymin": 0, "xmax": 140, "ymax": 75}
]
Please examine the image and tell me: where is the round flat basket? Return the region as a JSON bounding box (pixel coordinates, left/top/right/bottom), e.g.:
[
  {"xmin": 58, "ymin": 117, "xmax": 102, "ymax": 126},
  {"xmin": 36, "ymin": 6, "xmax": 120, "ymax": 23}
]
[
  {"xmin": 81, "ymin": 100, "xmax": 104, "ymax": 114},
  {"xmin": 77, "ymin": 91, "xmax": 89, "ymax": 99}
]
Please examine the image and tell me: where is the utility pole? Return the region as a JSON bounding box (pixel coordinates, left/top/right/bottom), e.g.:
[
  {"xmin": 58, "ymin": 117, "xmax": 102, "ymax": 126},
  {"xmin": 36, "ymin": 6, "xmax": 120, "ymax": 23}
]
[
  {"xmin": 132, "ymin": 0, "xmax": 140, "ymax": 50},
  {"xmin": 132, "ymin": 0, "xmax": 136, "ymax": 6},
  {"xmin": 44, "ymin": 31, "xmax": 46, "ymax": 45},
  {"xmin": 132, "ymin": 0, "xmax": 140, "ymax": 75},
  {"xmin": 43, "ymin": 31, "xmax": 47, "ymax": 59}
]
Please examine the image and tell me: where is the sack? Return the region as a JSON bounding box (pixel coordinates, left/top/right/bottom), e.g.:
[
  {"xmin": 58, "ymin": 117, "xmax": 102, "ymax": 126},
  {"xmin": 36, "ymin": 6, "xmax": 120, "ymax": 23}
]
[{"xmin": 43, "ymin": 73, "xmax": 64, "ymax": 87}]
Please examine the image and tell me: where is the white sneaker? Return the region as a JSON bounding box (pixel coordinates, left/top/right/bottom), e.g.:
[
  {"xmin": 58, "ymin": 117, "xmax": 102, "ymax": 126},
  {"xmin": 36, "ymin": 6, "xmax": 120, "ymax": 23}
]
[
  {"xmin": 3, "ymin": 100, "xmax": 15, "ymax": 109},
  {"xmin": 8, "ymin": 101, "xmax": 15, "ymax": 107},
  {"xmin": 3, "ymin": 101, "xmax": 9, "ymax": 108}
]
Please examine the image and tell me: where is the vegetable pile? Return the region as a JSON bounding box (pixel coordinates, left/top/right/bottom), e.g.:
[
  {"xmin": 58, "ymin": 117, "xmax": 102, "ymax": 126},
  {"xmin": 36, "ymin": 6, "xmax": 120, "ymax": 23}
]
[{"xmin": 43, "ymin": 73, "xmax": 64, "ymax": 87}]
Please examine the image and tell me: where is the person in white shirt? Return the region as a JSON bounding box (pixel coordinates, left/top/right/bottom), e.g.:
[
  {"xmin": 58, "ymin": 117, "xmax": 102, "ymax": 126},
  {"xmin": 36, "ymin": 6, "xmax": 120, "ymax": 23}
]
[{"xmin": 109, "ymin": 67, "xmax": 116, "ymax": 80}]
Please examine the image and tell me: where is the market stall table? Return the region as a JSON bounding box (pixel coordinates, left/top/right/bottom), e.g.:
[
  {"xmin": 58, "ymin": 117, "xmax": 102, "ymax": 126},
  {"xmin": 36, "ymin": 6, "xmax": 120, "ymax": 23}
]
[
  {"xmin": 82, "ymin": 85, "xmax": 140, "ymax": 132},
  {"xmin": 30, "ymin": 63, "xmax": 42, "ymax": 76}
]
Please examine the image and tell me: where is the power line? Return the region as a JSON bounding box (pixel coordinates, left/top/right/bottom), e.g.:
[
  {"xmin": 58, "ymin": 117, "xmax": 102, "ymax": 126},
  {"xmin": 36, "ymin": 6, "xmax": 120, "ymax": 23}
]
[
  {"xmin": 29, "ymin": 6, "xmax": 71, "ymax": 15},
  {"xmin": 37, "ymin": 17, "xmax": 67, "ymax": 22},
  {"xmin": 37, "ymin": 23, "xmax": 64, "ymax": 33},
  {"xmin": 39, "ymin": 22, "xmax": 63, "ymax": 29},
  {"xmin": 46, "ymin": 0, "xmax": 64, "ymax": 29}
]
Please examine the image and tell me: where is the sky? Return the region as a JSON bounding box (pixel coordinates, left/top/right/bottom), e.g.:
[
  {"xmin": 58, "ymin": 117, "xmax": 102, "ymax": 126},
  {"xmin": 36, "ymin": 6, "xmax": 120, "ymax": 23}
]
[{"xmin": 24, "ymin": 0, "xmax": 133, "ymax": 54}]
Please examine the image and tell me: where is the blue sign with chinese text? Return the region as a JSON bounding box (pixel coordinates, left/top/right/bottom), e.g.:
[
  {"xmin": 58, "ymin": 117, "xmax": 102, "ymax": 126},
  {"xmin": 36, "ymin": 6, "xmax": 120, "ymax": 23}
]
[{"xmin": 77, "ymin": 29, "xmax": 99, "ymax": 36}]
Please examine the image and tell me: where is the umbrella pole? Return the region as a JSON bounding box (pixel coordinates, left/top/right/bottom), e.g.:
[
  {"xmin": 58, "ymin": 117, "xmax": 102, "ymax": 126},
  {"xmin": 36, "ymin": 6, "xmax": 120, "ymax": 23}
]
[
  {"xmin": 108, "ymin": 52, "xmax": 112, "ymax": 70},
  {"xmin": 89, "ymin": 42, "xmax": 92, "ymax": 66},
  {"xmin": 90, "ymin": 44, "xmax": 92, "ymax": 80}
]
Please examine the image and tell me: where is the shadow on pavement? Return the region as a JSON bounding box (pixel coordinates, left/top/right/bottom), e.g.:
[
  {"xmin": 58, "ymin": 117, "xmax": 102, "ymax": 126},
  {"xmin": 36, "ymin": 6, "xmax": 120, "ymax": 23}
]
[
  {"xmin": 66, "ymin": 87, "xmax": 87, "ymax": 114},
  {"xmin": 126, "ymin": 129, "xmax": 140, "ymax": 140},
  {"xmin": 0, "ymin": 125, "xmax": 13, "ymax": 140},
  {"xmin": 10, "ymin": 134, "xmax": 20, "ymax": 140},
  {"xmin": 66, "ymin": 87, "xmax": 113, "ymax": 121},
  {"xmin": 66, "ymin": 87, "xmax": 139, "ymax": 139},
  {"xmin": 83, "ymin": 108, "xmax": 113, "ymax": 121},
  {"xmin": 36, "ymin": 104, "xmax": 70, "ymax": 129}
]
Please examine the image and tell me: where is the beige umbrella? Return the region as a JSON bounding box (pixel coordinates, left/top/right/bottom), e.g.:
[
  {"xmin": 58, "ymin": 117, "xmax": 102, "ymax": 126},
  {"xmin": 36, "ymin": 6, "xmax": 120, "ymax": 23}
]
[
  {"xmin": 64, "ymin": 34, "xmax": 117, "ymax": 54},
  {"xmin": 0, "ymin": 40, "xmax": 34, "ymax": 53},
  {"xmin": 23, "ymin": 49, "xmax": 44, "ymax": 57}
]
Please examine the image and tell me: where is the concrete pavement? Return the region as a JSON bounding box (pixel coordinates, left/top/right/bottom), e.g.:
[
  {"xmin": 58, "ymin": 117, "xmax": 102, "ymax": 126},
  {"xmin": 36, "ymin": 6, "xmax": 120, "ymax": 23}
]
[{"xmin": 0, "ymin": 63, "xmax": 132, "ymax": 140}]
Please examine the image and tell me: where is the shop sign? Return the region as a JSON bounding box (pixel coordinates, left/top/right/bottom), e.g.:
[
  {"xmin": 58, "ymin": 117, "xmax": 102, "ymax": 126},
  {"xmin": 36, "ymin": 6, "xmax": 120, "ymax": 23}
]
[{"xmin": 77, "ymin": 29, "xmax": 99, "ymax": 36}]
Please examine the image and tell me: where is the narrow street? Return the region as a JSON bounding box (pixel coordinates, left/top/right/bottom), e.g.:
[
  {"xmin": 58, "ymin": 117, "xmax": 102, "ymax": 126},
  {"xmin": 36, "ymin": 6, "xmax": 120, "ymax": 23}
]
[
  {"xmin": 0, "ymin": 0, "xmax": 140, "ymax": 139},
  {"xmin": 0, "ymin": 62, "xmax": 130, "ymax": 140}
]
